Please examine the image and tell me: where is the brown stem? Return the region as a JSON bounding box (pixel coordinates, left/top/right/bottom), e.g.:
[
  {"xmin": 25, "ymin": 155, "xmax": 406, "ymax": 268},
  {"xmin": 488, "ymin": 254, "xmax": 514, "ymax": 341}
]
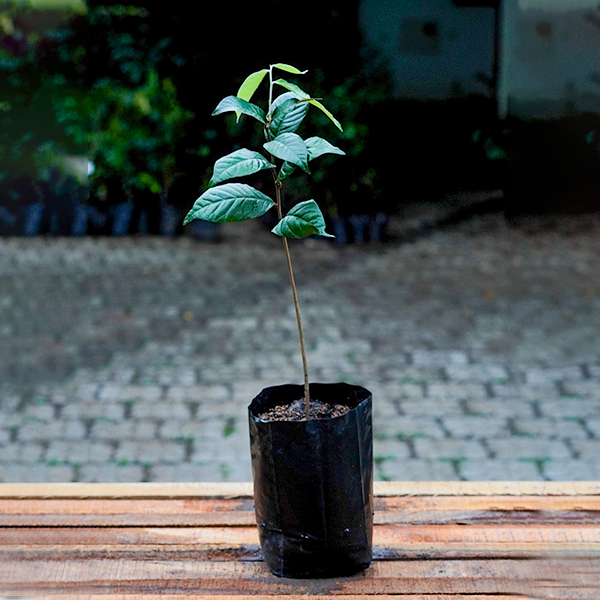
[
  {"xmin": 273, "ymin": 176, "xmax": 311, "ymax": 418},
  {"xmin": 265, "ymin": 77, "xmax": 310, "ymax": 418}
]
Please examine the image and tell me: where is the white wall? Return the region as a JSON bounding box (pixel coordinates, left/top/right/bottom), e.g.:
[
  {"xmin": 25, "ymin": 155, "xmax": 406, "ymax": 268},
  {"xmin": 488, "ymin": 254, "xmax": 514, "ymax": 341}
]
[
  {"xmin": 359, "ymin": 0, "xmax": 496, "ymax": 98},
  {"xmin": 500, "ymin": 0, "xmax": 600, "ymax": 117}
]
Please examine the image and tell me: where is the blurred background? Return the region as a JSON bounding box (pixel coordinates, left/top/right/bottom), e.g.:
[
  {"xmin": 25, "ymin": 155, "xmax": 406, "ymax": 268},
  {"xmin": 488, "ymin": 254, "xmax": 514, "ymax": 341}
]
[{"xmin": 0, "ymin": 0, "xmax": 599, "ymax": 483}]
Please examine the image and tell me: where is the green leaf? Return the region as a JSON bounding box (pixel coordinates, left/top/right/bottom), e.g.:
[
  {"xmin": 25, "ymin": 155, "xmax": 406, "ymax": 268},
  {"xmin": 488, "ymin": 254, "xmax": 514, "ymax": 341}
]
[
  {"xmin": 273, "ymin": 78, "xmax": 310, "ymax": 99},
  {"xmin": 308, "ymin": 99, "xmax": 343, "ymax": 132},
  {"xmin": 273, "ymin": 63, "xmax": 308, "ymax": 75},
  {"xmin": 137, "ymin": 172, "xmax": 161, "ymax": 194},
  {"xmin": 274, "ymin": 78, "xmax": 343, "ymax": 131},
  {"xmin": 271, "ymin": 91, "xmax": 301, "ymax": 110},
  {"xmin": 305, "ymin": 137, "xmax": 345, "ymax": 161},
  {"xmin": 183, "ymin": 183, "xmax": 275, "ymax": 224},
  {"xmin": 236, "ymin": 68, "xmax": 269, "ymax": 120},
  {"xmin": 272, "ymin": 200, "xmax": 334, "ymax": 239},
  {"xmin": 237, "ymin": 68, "xmax": 269, "ymax": 102},
  {"xmin": 277, "ymin": 161, "xmax": 296, "ymax": 182},
  {"xmin": 212, "ymin": 96, "xmax": 266, "ymax": 124},
  {"xmin": 263, "ymin": 132, "xmax": 309, "ymax": 173},
  {"xmin": 269, "ymin": 93, "xmax": 309, "ymax": 138},
  {"xmin": 209, "ymin": 149, "xmax": 275, "ymax": 187}
]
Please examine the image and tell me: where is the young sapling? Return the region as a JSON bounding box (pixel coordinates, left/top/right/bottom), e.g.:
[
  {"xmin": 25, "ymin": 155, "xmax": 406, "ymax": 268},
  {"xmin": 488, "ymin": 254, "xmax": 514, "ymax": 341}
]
[{"xmin": 184, "ymin": 63, "xmax": 345, "ymax": 418}]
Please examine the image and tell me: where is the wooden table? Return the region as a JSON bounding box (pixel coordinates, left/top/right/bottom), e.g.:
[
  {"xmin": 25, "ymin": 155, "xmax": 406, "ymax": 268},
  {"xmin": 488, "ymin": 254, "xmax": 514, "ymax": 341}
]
[{"xmin": 1, "ymin": 481, "xmax": 599, "ymax": 599}]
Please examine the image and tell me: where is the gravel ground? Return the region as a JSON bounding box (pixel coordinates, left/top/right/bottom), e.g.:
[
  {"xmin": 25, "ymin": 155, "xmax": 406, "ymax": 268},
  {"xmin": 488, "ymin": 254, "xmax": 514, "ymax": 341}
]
[{"xmin": 1, "ymin": 212, "xmax": 599, "ymax": 482}]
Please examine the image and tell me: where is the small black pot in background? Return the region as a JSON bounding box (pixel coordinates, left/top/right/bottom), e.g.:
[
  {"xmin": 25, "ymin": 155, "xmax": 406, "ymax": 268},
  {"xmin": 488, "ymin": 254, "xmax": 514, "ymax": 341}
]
[{"xmin": 248, "ymin": 383, "xmax": 373, "ymax": 578}]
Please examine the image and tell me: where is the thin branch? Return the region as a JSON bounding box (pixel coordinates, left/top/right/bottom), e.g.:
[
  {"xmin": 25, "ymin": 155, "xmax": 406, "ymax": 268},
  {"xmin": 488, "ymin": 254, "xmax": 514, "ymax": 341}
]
[
  {"xmin": 266, "ymin": 70, "xmax": 310, "ymax": 417},
  {"xmin": 275, "ymin": 183, "xmax": 311, "ymax": 417}
]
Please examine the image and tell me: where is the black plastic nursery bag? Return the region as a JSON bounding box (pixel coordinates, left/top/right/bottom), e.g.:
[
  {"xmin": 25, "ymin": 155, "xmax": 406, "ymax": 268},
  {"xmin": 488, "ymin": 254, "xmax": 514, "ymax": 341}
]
[{"xmin": 248, "ymin": 382, "xmax": 373, "ymax": 578}]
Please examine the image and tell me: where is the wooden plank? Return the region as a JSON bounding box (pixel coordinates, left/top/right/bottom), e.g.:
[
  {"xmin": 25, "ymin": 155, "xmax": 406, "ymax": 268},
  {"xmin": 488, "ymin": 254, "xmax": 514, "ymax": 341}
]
[
  {"xmin": 1, "ymin": 523, "xmax": 598, "ymax": 547},
  {"xmin": 0, "ymin": 498, "xmax": 255, "ymax": 527},
  {"xmin": 0, "ymin": 483, "xmax": 598, "ymax": 598},
  {"xmin": 2, "ymin": 559, "xmax": 599, "ymax": 596},
  {"xmin": 0, "ymin": 593, "xmax": 554, "ymax": 600},
  {"xmin": 0, "ymin": 497, "xmax": 254, "ymax": 515},
  {"xmin": 1, "ymin": 495, "xmax": 598, "ymax": 527},
  {"xmin": 2, "ymin": 509, "xmax": 597, "ymax": 528},
  {"xmin": 376, "ymin": 495, "xmax": 600, "ymax": 512},
  {"xmin": 0, "ymin": 511, "xmax": 254, "ymax": 527},
  {"xmin": 1, "ymin": 541, "xmax": 599, "ymax": 561},
  {"xmin": 16, "ymin": 595, "xmax": 537, "ymax": 600},
  {"xmin": 376, "ymin": 481, "xmax": 600, "ymax": 497},
  {"xmin": 0, "ymin": 481, "xmax": 599, "ymax": 499},
  {"xmin": 18, "ymin": 592, "xmax": 531, "ymax": 600},
  {"xmin": 2, "ymin": 494, "xmax": 598, "ymax": 513},
  {"xmin": 0, "ymin": 482, "xmax": 255, "ymax": 499}
]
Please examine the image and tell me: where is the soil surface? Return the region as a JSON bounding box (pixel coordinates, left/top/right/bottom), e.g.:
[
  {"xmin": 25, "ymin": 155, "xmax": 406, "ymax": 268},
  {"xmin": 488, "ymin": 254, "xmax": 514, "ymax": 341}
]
[{"xmin": 258, "ymin": 399, "xmax": 351, "ymax": 422}]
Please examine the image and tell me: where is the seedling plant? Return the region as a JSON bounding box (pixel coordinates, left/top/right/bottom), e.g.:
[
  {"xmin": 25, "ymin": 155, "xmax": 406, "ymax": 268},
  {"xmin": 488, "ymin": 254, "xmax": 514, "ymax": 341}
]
[{"xmin": 184, "ymin": 63, "xmax": 345, "ymax": 418}]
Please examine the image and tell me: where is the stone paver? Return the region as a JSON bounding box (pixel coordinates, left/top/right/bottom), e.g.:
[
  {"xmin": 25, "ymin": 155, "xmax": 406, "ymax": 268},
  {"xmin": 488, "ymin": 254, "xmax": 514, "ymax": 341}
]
[
  {"xmin": 377, "ymin": 458, "xmax": 457, "ymax": 481},
  {"xmin": 1, "ymin": 214, "xmax": 600, "ymax": 482},
  {"xmin": 413, "ymin": 439, "xmax": 490, "ymax": 460},
  {"xmin": 459, "ymin": 460, "xmax": 542, "ymax": 481},
  {"xmin": 78, "ymin": 464, "xmax": 144, "ymax": 483},
  {"xmin": 485, "ymin": 439, "xmax": 573, "ymax": 460},
  {"xmin": 45, "ymin": 442, "xmax": 114, "ymax": 464},
  {"xmin": 542, "ymin": 460, "xmax": 600, "ymax": 481}
]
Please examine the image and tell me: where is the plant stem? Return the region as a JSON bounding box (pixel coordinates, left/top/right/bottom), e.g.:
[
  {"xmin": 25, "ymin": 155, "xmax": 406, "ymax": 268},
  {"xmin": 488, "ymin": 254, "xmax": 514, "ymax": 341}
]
[
  {"xmin": 274, "ymin": 181, "xmax": 311, "ymax": 417},
  {"xmin": 267, "ymin": 66, "xmax": 310, "ymax": 418},
  {"xmin": 268, "ymin": 64, "xmax": 274, "ymax": 113}
]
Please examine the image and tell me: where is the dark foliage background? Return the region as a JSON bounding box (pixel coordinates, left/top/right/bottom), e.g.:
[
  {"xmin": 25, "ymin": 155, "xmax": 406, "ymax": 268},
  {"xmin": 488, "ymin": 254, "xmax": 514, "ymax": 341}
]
[{"xmin": 1, "ymin": 1, "xmax": 598, "ymax": 237}]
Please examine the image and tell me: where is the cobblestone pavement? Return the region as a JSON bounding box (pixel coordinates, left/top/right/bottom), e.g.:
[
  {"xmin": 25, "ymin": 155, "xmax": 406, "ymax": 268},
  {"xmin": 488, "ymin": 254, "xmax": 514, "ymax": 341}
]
[{"xmin": 1, "ymin": 213, "xmax": 599, "ymax": 482}]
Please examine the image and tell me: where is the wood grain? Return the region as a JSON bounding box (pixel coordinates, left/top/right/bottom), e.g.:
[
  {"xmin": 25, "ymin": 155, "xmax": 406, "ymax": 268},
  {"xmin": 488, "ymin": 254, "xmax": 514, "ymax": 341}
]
[
  {"xmin": 0, "ymin": 495, "xmax": 598, "ymax": 527},
  {"xmin": 1, "ymin": 523, "xmax": 599, "ymax": 547},
  {"xmin": 0, "ymin": 481, "xmax": 598, "ymax": 598},
  {"xmin": 16, "ymin": 596, "xmax": 535, "ymax": 600},
  {"xmin": 1, "ymin": 481, "xmax": 599, "ymax": 498},
  {"xmin": 2, "ymin": 558, "xmax": 599, "ymax": 596}
]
